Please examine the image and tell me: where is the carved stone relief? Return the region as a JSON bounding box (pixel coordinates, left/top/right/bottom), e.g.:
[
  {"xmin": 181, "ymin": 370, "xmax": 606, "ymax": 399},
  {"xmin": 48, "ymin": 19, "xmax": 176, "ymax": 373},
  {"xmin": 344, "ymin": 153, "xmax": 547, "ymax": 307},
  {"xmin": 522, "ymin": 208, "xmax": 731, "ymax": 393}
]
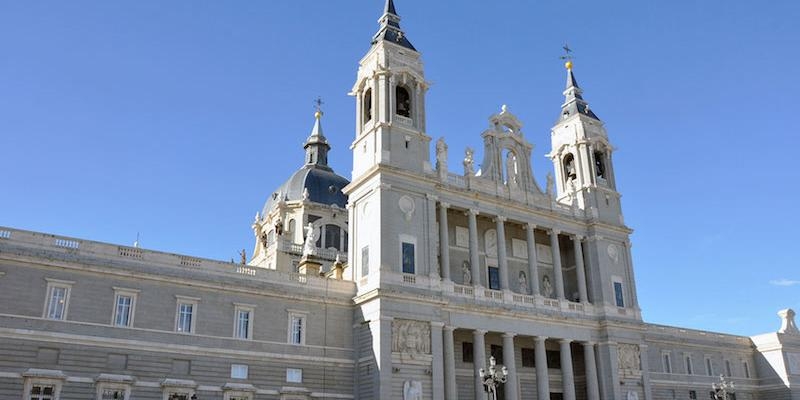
[
  {"xmin": 618, "ymin": 343, "xmax": 641, "ymax": 371},
  {"xmin": 392, "ymin": 319, "xmax": 431, "ymax": 362},
  {"xmin": 607, "ymin": 243, "xmax": 620, "ymax": 265},
  {"xmin": 398, "ymin": 195, "xmax": 415, "ymax": 222},
  {"xmin": 484, "ymin": 229, "xmax": 498, "ymax": 257},
  {"xmin": 536, "ymin": 244, "xmax": 552, "ymax": 264},
  {"xmin": 455, "ymin": 226, "xmax": 469, "ymax": 248},
  {"xmin": 511, "ymin": 238, "xmax": 527, "ymax": 258}
]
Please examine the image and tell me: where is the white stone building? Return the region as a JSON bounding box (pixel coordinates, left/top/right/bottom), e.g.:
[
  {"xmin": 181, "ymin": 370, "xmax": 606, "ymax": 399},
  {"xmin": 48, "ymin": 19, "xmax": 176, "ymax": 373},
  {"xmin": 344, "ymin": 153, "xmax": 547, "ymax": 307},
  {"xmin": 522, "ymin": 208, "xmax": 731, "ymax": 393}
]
[{"xmin": 1, "ymin": 1, "xmax": 799, "ymax": 400}]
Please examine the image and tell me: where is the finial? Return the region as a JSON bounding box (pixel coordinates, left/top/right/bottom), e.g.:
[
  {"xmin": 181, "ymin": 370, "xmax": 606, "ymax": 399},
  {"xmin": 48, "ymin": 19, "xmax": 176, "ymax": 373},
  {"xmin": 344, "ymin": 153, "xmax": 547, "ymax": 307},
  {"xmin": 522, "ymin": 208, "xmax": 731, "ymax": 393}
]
[
  {"xmin": 560, "ymin": 43, "xmax": 574, "ymax": 70},
  {"xmin": 501, "ymin": 104, "xmax": 508, "ymax": 113},
  {"xmin": 314, "ymin": 97, "xmax": 324, "ymax": 119}
]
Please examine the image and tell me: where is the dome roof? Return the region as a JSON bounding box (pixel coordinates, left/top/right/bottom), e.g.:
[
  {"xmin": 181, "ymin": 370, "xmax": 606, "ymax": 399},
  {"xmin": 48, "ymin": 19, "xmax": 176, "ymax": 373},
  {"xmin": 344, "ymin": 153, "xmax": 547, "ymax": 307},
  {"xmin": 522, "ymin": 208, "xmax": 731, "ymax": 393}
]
[{"xmin": 262, "ymin": 165, "xmax": 349, "ymax": 215}]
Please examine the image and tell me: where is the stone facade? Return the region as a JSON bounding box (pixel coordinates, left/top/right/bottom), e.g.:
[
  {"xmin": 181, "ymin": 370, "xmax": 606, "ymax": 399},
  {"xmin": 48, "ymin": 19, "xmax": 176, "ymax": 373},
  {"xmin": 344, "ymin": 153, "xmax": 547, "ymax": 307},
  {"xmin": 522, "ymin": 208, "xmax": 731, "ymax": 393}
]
[{"xmin": 1, "ymin": 1, "xmax": 799, "ymax": 400}]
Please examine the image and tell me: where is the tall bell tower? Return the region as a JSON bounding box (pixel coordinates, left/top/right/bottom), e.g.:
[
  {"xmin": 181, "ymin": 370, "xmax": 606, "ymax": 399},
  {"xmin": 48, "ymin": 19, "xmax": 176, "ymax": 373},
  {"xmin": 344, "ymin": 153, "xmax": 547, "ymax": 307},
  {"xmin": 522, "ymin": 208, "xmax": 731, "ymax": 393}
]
[
  {"xmin": 350, "ymin": 0, "xmax": 431, "ymax": 178},
  {"xmin": 548, "ymin": 60, "xmax": 624, "ymax": 226}
]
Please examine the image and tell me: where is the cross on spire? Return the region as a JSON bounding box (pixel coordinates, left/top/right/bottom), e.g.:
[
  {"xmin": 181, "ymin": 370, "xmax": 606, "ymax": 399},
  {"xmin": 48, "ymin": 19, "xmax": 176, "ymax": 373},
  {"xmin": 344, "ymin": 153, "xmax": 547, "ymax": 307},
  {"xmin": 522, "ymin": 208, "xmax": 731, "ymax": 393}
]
[
  {"xmin": 560, "ymin": 44, "xmax": 573, "ymax": 62},
  {"xmin": 314, "ymin": 97, "xmax": 324, "ymax": 113}
]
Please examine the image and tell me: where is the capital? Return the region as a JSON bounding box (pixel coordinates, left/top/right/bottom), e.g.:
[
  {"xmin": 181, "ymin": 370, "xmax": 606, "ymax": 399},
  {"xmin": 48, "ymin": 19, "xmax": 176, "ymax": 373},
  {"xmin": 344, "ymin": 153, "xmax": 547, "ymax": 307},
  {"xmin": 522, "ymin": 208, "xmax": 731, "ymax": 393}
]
[
  {"xmin": 426, "ymin": 194, "xmax": 439, "ymax": 201},
  {"xmin": 502, "ymin": 332, "xmax": 517, "ymax": 339},
  {"xmin": 444, "ymin": 325, "xmax": 457, "ymax": 333},
  {"xmin": 430, "ymin": 321, "xmax": 445, "ymax": 329},
  {"xmin": 550, "ymin": 228, "xmax": 561, "ymax": 235},
  {"xmin": 534, "ymin": 336, "xmax": 548, "ymax": 343},
  {"xmin": 572, "ymin": 234, "xmax": 585, "ymax": 241},
  {"xmin": 583, "ymin": 340, "xmax": 596, "ymax": 346},
  {"xmin": 525, "ymin": 223, "xmax": 537, "ymax": 231},
  {"xmin": 559, "ymin": 338, "xmax": 573, "ymax": 345},
  {"xmin": 473, "ymin": 329, "xmax": 488, "ymax": 336},
  {"xmin": 467, "ymin": 209, "xmax": 479, "ymax": 216},
  {"xmin": 494, "ymin": 216, "xmax": 506, "ymax": 223},
  {"xmin": 440, "ymin": 202, "xmax": 450, "ymax": 209}
]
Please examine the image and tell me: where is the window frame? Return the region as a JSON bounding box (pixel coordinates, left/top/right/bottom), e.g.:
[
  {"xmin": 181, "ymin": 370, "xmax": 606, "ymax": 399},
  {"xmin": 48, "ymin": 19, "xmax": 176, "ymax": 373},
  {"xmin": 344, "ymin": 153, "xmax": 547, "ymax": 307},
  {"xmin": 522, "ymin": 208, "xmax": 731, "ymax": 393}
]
[
  {"xmin": 287, "ymin": 310, "xmax": 308, "ymax": 345},
  {"xmin": 43, "ymin": 278, "xmax": 74, "ymax": 321},
  {"xmin": 705, "ymin": 356, "xmax": 714, "ymax": 376},
  {"xmin": 662, "ymin": 351, "xmax": 672, "ymax": 374},
  {"xmin": 612, "ymin": 276, "xmax": 625, "ymax": 308},
  {"xmin": 743, "ymin": 360, "xmax": 750, "ymax": 378},
  {"xmin": 95, "ymin": 375, "xmax": 133, "ymax": 400},
  {"xmin": 23, "ymin": 370, "xmax": 65, "ymax": 400},
  {"xmin": 462, "ymin": 341, "xmax": 474, "ymax": 363},
  {"xmin": 232, "ymin": 303, "xmax": 255, "ymax": 340},
  {"xmin": 111, "ymin": 287, "xmax": 139, "ymax": 328},
  {"xmin": 286, "ymin": 367, "xmax": 303, "ymax": 383},
  {"xmin": 230, "ymin": 364, "xmax": 249, "ymax": 380},
  {"xmin": 174, "ymin": 296, "xmax": 200, "ymax": 334},
  {"xmin": 685, "ymin": 354, "xmax": 693, "ymax": 375},
  {"xmin": 487, "ymin": 265, "xmax": 501, "ymax": 291},
  {"xmin": 399, "ymin": 235, "xmax": 417, "ymax": 275}
]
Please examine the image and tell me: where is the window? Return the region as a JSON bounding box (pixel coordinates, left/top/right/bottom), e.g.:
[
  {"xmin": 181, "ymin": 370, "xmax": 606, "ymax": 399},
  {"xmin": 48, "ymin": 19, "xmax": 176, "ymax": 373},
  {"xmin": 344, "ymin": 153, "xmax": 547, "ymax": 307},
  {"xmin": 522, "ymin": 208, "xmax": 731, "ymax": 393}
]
[
  {"xmin": 725, "ymin": 359, "xmax": 732, "ymax": 377},
  {"xmin": 686, "ymin": 356, "xmax": 693, "ymax": 375},
  {"xmin": 594, "ymin": 151, "xmax": 606, "ymax": 178},
  {"xmin": 286, "ymin": 368, "xmax": 302, "ymax": 383},
  {"xmin": 43, "ymin": 279, "xmax": 73, "ymax": 320},
  {"xmin": 224, "ymin": 392, "xmax": 253, "ymax": 400},
  {"xmin": 363, "ymin": 88, "xmax": 372, "ymax": 123},
  {"xmin": 23, "ymin": 372, "xmax": 64, "ymax": 400},
  {"xmin": 231, "ymin": 364, "xmax": 248, "ymax": 379},
  {"xmin": 288, "ymin": 311, "xmax": 307, "ymax": 345},
  {"xmin": 490, "ymin": 344, "xmax": 503, "ymax": 365},
  {"xmin": 488, "ymin": 266, "xmax": 500, "ymax": 290},
  {"xmin": 325, "ymin": 224, "xmax": 341, "ymax": 250},
  {"xmin": 233, "ymin": 304, "xmax": 254, "ymax": 340},
  {"xmin": 462, "ymin": 342, "xmax": 474, "ymax": 363},
  {"xmin": 395, "ymin": 86, "xmax": 411, "ymax": 117},
  {"xmin": 663, "ymin": 352, "xmax": 672, "ymax": 374},
  {"xmin": 99, "ymin": 388, "xmax": 124, "ymax": 400},
  {"xmin": 174, "ymin": 296, "xmax": 199, "ymax": 334},
  {"xmin": 613, "ymin": 280, "xmax": 625, "ymax": 308},
  {"xmin": 688, "ymin": 390, "xmax": 697, "ymax": 399},
  {"xmin": 521, "ymin": 348, "xmax": 535, "ymax": 368},
  {"xmin": 112, "ymin": 288, "xmax": 139, "ymax": 328},
  {"xmin": 361, "ymin": 246, "xmax": 369, "ymax": 277},
  {"xmin": 95, "ymin": 376, "xmax": 133, "ymax": 400},
  {"xmin": 563, "ymin": 153, "xmax": 576, "ymax": 181},
  {"xmin": 287, "ymin": 219, "xmax": 296, "ymax": 235},
  {"xmin": 402, "ymin": 242, "xmax": 415, "ymax": 274},
  {"xmin": 706, "ymin": 357, "xmax": 714, "ymax": 376},
  {"xmin": 29, "ymin": 384, "xmax": 56, "ymax": 400},
  {"xmin": 546, "ymin": 350, "xmax": 561, "ymax": 369},
  {"xmin": 743, "ymin": 361, "xmax": 750, "ymax": 378}
]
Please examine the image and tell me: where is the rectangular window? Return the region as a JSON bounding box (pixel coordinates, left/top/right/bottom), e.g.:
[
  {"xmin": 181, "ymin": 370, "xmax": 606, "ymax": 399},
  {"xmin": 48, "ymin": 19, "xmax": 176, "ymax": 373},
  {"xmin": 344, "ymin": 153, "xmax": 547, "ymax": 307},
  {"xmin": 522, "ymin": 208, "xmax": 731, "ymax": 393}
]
[
  {"xmin": 743, "ymin": 361, "xmax": 750, "ymax": 378},
  {"xmin": 231, "ymin": 364, "xmax": 248, "ymax": 379},
  {"xmin": 288, "ymin": 311, "xmax": 307, "ymax": 345},
  {"xmin": 100, "ymin": 388, "xmax": 127, "ymax": 400},
  {"xmin": 44, "ymin": 279, "xmax": 73, "ymax": 320},
  {"xmin": 361, "ymin": 246, "xmax": 369, "ymax": 277},
  {"xmin": 112, "ymin": 287, "xmax": 139, "ymax": 328},
  {"xmin": 401, "ymin": 242, "xmax": 415, "ymax": 274},
  {"xmin": 706, "ymin": 357, "xmax": 714, "ymax": 376},
  {"xmin": 233, "ymin": 304, "xmax": 254, "ymax": 340},
  {"xmin": 325, "ymin": 225, "xmax": 341, "ymax": 250},
  {"xmin": 663, "ymin": 353, "xmax": 672, "ymax": 374},
  {"xmin": 462, "ymin": 342, "xmax": 474, "ymax": 363},
  {"xmin": 686, "ymin": 356, "xmax": 693, "ymax": 375},
  {"xmin": 725, "ymin": 360, "xmax": 732, "ymax": 377},
  {"xmin": 286, "ymin": 368, "xmax": 302, "ymax": 383},
  {"xmin": 546, "ymin": 350, "xmax": 561, "ymax": 369},
  {"xmin": 175, "ymin": 296, "xmax": 199, "ymax": 334},
  {"xmin": 521, "ymin": 348, "xmax": 535, "ymax": 368},
  {"xmin": 688, "ymin": 390, "xmax": 697, "ymax": 400},
  {"xmin": 29, "ymin": 384, "xmax": 55, "ymax": 400},
  {"xmin": 613, "ymin": 281, "xmax": 625, "ymax": 307},
  {"xmin": 488, "ymin": 266, "xmax": 500, "ymax": 290},
  {"xmin": 490, "ymin": 344, "xmax": 503, "ymax": 365}
]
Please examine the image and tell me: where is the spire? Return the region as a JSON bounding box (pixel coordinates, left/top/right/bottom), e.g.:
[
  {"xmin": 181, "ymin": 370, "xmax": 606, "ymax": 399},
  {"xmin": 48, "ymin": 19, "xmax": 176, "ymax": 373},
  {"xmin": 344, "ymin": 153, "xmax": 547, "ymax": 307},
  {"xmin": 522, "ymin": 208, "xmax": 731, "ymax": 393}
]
[
  {"xmin": 304, "ymin": 99, "xmax": 331, "ymax": 170},
  {"xmin": 559, "ymin": 60, "xmax": 599, "ymax": 121},
  {"xmin": 372, "ymin": 0, "xmax": 416, "ymax": 50}
]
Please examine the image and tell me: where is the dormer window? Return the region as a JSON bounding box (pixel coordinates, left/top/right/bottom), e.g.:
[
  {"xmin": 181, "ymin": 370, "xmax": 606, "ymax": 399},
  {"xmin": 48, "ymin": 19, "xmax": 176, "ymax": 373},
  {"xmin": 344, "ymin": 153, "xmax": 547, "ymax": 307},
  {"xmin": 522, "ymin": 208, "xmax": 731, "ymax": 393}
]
[
  {"xmin": 396, "ymin": 86, "xmax": 411, "ymax": 118},
  {"xmin": 363, "ymin": 88, "xmax": 373, "ymax": 123}
]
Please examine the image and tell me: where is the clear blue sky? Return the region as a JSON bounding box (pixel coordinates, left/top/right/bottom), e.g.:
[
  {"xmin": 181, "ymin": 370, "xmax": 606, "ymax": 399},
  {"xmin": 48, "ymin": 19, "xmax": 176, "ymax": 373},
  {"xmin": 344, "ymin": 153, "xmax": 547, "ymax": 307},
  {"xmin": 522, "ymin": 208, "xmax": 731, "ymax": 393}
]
[{"xmin": 1, "ymin": 1, "xmax": 798, "ymax": 336}]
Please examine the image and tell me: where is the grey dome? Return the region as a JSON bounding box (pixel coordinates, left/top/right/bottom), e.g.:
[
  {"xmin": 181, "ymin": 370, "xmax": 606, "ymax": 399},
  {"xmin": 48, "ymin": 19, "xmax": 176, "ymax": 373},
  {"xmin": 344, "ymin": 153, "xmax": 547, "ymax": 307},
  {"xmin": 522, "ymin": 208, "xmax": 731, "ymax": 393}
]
[{"xmin": 262, "ymin": 165, "xmax": 349, "ymax": 215}]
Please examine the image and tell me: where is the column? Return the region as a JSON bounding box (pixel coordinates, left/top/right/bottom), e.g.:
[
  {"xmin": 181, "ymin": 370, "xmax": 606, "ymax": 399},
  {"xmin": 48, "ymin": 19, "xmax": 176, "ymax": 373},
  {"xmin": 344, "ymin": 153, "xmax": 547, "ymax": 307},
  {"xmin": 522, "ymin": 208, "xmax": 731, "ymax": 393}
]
[
  {"xmin": 495, "ymin": 216, "xmax": 509, "ymax": 290},
  {"xmin": 560, "ymin": 339, "xmax": 576, "ymax": 400},
  {"xmin": 583, "ymin": 342, "xmax": 600, "ymax": 400},
  {"xmin": 439, "ymin": 203, "xmax": 451, "ymax": 281},
  {"xmin": 525, "ymin": 224, "xmax": 539, "ymax": 296},
  {"xmin": 370, "ymin": 316, "xmax": 393, "ymax": 399},
  {"xmin": 473, "ymin": 329, "xmax": 487, "ymax": 400},
  {"xmin": 468, "ymin": 209, "xmax": 481, "ymax": 287},
  {"xmin": 431, "ymin": 322, "xmax": 445, "ymax": 400},
  {"xmin": 502, "ymin": 333, "xmax": 518, "ymax": 400},
  {"xmin": 550, "ymin": 229, "xmax": 565, "ymax": 300},
  {"xmin": 573, "ymin": 235, "xmax": 588, "ymax": 303},
  {"xmin": 534, "ymin": 336, "xmax": 550, "ymax": 400},
  {"xmin": 443, "ymin": 326, "xmax": 457, "ymax": 400}
]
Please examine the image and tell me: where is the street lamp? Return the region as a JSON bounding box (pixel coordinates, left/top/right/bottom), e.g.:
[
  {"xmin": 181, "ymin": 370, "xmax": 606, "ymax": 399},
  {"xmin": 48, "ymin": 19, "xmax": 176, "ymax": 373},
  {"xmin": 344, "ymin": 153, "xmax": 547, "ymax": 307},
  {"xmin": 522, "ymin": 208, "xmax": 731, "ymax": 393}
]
[
  {"xmin": 479, "ymin": 356, "xmax": 508, "ymax": 400},
  {"xmin": 711, "ymin": 375, "xmax": 735, "ymax": 400}
]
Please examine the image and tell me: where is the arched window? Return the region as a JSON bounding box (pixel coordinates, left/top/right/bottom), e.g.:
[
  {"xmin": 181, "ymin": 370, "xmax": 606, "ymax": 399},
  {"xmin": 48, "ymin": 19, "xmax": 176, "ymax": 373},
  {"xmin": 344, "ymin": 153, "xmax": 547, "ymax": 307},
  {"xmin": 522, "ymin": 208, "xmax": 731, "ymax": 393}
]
[
  {"xmin": 594, "ymin": 151, "xmax": 606, "ymax": 179},
  {"xmin": 363, "ymin": 88, "xmax": 372, "ymax": 123},
  {"xmin": 563, "ymin": 153, "xmax": 577, "ymax": 181},
  {"xmin": 287, "ymin": 219, "xmax": 296, "ymax": 234},
  {"xmin": 395, "ymin": 86, "xmax": 411, "ymax": 118},
  {"xmin": 505, "ymin": 149, "xmax": 519, "ymax": 186},
  {"xmin": 325, "ymin": 224, "xmax": 341, "ymax": 250}
]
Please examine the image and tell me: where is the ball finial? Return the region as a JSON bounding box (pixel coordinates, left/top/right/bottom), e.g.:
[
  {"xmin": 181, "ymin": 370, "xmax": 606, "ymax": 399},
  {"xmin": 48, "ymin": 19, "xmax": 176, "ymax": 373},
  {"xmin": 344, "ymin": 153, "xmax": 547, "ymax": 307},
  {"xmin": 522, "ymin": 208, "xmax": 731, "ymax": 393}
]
[
  {"xmin": 314, "ymin": 110, "xmax": 323, "ymax": 119},
  {"xmin": 565, "ymin": 60, "xmax": 573, "ymax": 70}
]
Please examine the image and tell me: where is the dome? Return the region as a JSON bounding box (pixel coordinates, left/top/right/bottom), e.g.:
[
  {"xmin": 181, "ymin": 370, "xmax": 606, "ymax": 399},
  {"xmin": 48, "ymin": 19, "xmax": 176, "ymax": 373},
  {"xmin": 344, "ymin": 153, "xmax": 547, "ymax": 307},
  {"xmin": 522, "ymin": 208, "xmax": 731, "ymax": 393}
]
[{"xmin": 261, "ymin": 165, "xmax": 350, "ymax": 215}]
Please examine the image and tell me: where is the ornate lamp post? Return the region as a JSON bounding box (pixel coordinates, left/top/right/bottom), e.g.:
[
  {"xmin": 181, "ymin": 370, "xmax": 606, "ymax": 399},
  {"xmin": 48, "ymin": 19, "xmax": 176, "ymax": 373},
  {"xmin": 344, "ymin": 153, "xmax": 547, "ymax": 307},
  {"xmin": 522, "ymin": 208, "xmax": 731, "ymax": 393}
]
[
  {"xmin": 479, "ymin": 356, "xmax": 508, "ymax": 400},
  {"xmin": 711, "ymin": 375, "xmax": 735, "ymax": 400}
]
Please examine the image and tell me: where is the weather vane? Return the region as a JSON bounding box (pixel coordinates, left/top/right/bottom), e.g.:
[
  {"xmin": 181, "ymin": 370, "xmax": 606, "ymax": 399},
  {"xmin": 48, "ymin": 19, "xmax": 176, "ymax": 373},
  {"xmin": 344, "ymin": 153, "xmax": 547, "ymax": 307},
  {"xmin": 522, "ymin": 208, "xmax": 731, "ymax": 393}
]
[{"xmin": 560, "ymin": 43, "xmax": 574, "ymax": 69}]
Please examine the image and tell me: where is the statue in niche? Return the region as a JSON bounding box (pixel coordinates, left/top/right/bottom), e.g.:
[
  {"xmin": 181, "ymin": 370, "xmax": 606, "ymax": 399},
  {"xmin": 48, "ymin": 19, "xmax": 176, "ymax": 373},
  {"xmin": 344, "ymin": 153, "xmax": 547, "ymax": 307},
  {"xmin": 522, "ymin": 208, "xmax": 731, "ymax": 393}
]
[
  {"xmin": 435, "ymin": 137, "xmax": 448, "ymax": 172},
  {"xmin": 546, "ymin": 172, "xmax": 554, "ymax": 198},
  {"xmin": 302, "ymin": 223, "xmax": 317, "ymax": 256},
  {"xmin": 518, "ymin": 271, "xmax": 529, "ymax": 295},
  {"xmin": 392, "ymin": 320, "xmax": 431, "ymax": 361},
  {"xmin": 542, "ymin": 274, "xmax": 554, "ymax": 298},
  {"xmin": 463, "ymin": 147, "xmax": 475, "ymax": 176},
  {"xmin": 260, "ymin": 231, "xmax": 268, "ymax": 249},
  {"xmin": 565, "ymin": 157, "xmax": 576, "ymax": 180},
  {"xmin": 462, "ymin": 261, "xmax": 472, "ymax": 285},
  {"xmin": 403, "ymin": 380, "xmax": 422, "ymax": 400},
  {"xmin": 274, "ymin": 220, "xmax": 284, "ymax": 236}
]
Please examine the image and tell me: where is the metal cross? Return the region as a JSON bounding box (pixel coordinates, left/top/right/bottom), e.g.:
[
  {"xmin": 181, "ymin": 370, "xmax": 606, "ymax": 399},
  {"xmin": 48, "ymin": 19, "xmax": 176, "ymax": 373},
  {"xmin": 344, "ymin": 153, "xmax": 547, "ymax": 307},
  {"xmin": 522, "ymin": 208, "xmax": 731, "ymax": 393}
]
[
  {"xmin": 314, "ymin": 97, "xmax": 324, "ymax": 113},
  {"xmin": 560, "ymin": 43, "xmax": 574, "ymax": 61}
]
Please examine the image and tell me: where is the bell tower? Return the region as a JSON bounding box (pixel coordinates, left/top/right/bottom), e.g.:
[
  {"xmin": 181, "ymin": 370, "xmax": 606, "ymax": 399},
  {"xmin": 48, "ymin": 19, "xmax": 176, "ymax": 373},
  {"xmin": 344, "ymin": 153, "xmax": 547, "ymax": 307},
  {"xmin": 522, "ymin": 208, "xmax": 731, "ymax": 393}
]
[
  {"xmin": 349, "ymin": 0, "xmax": 431, "ymax": 179},
  {"xmin": 548, "ymin": 60, "xmax": 623, "ymax": 225}
]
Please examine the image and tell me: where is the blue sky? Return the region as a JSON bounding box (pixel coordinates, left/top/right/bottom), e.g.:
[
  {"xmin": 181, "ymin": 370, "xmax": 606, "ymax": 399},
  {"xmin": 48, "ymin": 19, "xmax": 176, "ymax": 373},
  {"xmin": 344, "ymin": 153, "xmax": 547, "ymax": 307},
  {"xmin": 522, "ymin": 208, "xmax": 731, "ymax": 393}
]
[{"xmin": 1, "ymin": 1, "xmax": 798, "ymax": 336}]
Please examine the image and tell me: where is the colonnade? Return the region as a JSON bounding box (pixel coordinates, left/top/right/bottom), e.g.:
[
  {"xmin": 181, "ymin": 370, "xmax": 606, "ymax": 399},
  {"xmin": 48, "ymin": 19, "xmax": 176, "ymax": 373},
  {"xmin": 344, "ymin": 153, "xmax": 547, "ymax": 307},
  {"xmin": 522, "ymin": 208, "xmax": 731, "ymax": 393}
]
[{"xmin": 438, "ymin": 203, "xmax": 589, "ymax": 303}]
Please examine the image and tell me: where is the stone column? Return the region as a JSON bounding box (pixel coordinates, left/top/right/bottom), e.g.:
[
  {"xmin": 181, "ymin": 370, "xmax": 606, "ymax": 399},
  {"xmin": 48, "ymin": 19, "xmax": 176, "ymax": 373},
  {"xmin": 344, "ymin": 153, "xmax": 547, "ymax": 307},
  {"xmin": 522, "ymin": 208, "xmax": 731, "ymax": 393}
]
[
  {"xmin": 534, "ymin": 336, "xmax": 550, "ymax": 400},
  {"xmin": 495, "ymin": 216, "xmax": 509, "ymax": 290},
  {"xmin": 473, "ymin": 329, "xmax": 487, "ymax": 400},
  {"xmin": 468, "ymin": 209, "xmax": 481, "ymax": 287},
  {"xmin": 370, "ymin": 316, "xmax": 393, "ymax": 399},
  {"xmin": 560, "ymin": 339, "xmax": 576, "ymax": 400},
  {"xmin": 431, "ymin": 322, "xmax": 445, "ymax": 400},
  {"xmin": 443, "ymin": 326, "xmax": 457, "ymax": 400},
  {"xmin": 584, "ymin": 341, "xmax": 600, "ymax": 400},
  {"xmin": 550, "ymin": 229, "xmax": 565, "ymax": 300},
  {"xmin": 502, "ymin": 332, "xmax": 518, "ymax": 400},
  {"xmin": 525, "ymin": 223, "xmax": 539, "ymax": 296},
  {"xmin": 439, "ymin": 203, "xmax": 451, "ymax": 281},
  {"xmin": 573, "ymin": 235, "xmax": 588, "ymax": 303}
]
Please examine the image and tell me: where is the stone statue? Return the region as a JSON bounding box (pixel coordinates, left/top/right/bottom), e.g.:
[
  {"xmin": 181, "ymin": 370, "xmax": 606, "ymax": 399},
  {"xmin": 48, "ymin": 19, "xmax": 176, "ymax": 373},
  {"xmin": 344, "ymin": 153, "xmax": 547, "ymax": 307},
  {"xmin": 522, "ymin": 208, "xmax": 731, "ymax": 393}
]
[
  {"xmin": 239, "ymin": 249, "xmax": 246, "ymax": 265},
  {"xmin": 546, "ymin": 172, "xmax": 554, "ymax": 198},
  {"xmin": 403, "ymin": 380, "xmax": 422, "ymax": 400},
  {"xmin": 463, "ymin": 147, "xmax": 475, "ymax": 176},
  {"xmin": 302, "ymin": 187, "xmax": 310, "ymax": 201},
  {"xmin": 462, "ymin": 261, "xmax": 472, "ymax": 285},
  {"xmin": 542, "ymin": 274, "xmax": 553, "ymax": 298},
  {"xmin": 779, "ymin": 309, "xmax": 800, "ymax": 335},
  {"xmin": 274, "ymin": 220, "xmax": 284, "ymax": 236},
  {"xmin": 518, "ymin": 271, "xmax": 529, "ymax": 295},
  {"xmin": 302, "ymin": 223, "xmax": 317, "ymax": 256},
  {"xmin": 435, "ymin": 137, "xmax": 448, "ymax": 172}
]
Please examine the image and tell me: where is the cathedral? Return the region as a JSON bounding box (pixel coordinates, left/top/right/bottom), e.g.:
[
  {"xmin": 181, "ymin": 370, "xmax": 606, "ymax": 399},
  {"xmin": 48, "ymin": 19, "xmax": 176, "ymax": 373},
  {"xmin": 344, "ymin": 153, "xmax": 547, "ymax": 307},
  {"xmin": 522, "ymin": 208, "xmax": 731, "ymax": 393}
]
[{"xmin": 1, "ymin": 1, "xmax": 799, "ymax": 400}]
